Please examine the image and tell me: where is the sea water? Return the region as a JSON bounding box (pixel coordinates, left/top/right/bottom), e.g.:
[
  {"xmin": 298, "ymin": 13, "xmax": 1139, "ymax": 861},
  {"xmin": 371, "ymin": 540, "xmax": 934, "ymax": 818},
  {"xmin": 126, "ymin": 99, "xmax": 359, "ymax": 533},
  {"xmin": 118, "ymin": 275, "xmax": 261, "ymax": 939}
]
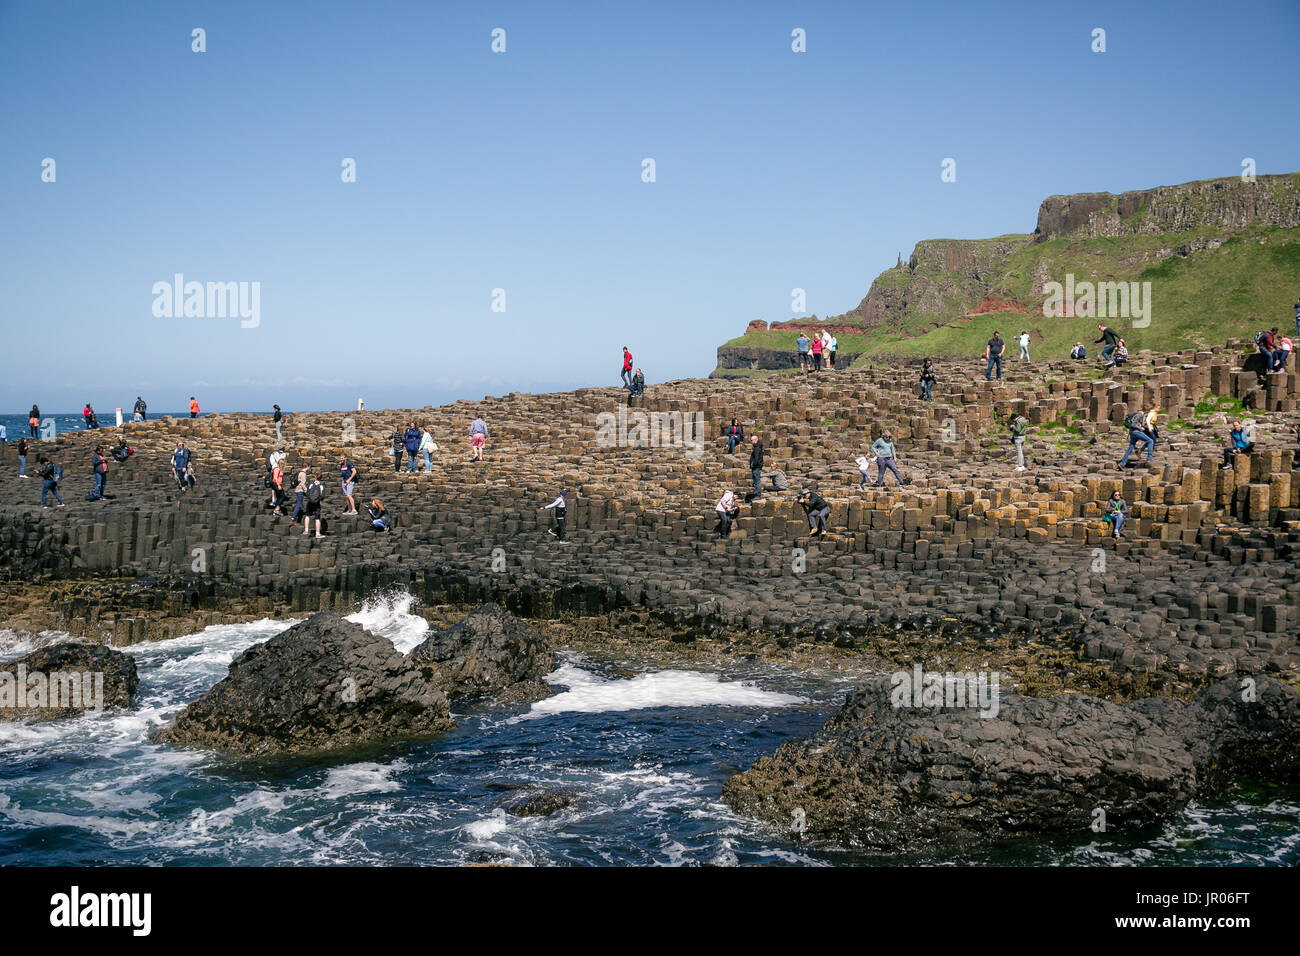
[{"xmin": 0, "ymin": 593, "xmax": 1296, "ymax": 866}]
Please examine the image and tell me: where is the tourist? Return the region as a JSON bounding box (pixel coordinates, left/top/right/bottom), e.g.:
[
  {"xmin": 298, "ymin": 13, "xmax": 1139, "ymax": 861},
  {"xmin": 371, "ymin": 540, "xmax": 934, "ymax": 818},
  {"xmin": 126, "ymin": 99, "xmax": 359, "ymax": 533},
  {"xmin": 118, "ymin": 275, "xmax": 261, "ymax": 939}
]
[
  {"xmin": 16, "ymin": 438, "xmax": 29, "ymax": 478},
  {"xmin": 1103, "ymin": 490, "xmax": 1128, "ymax": 540},
  {"xmin": 29, "ymin": 404, "xmax": 40, "ymax": 438},
  {"xmin": 171, "ymin": 441, "xmax": 191, "ymax": 493},
  {"xmin": 403, "ymin": 421, "xmax": 421, "ymax": 473},
  {"xmin": 628, "ymin": 368, "xmax": 645, "ymax": 397},
  {"xmin": 766, "ymin": 468, "xmax": 789, "ymax": 492},
  {"xmin": 1009, "ymin": 411, "xmax": 1028, "ymax": 471},
  {"xmin": 1118, "ymin": 410, "xmax": 1155, "ymax": 469},
  {"xmin": 339, "ymin": 455, "xmax": 358, "ymax": 514},
  {"xmin": 270, "ymin": 456, "xmax": 286, "ymax": 515},
  {"xmin": 89, "ymin": 446, "xmax": 108, "ymax": 500},
  {"xmin": 828, "ymin": 332, "xmax": 838, "ymax": 370},
  {"xmin": 189, "ymin": 396, "xmax": 200, "ymax": 418},
  {"xmin": 796, "ymin": 332, "xmax": 809, "ymax": 371},
  {"xmin": 541, "ymin": 490, "xmax": 568, "ymax": 540},
  {"xmin": 1220, "ymin": 420, "xmax": 1254, "ymax": 469},
  {"xmin": 273, "ymin": 404, "xmax": 282, "ymax": 444},
  {"xmin": 303, "ymin": 472, "xmax": 325, "ymax": 537},
  {"xmin": 267, "ymin": 448, "xmax": 286, "ymax": 507},
  {"xmin": 82, "ymin": 403, "xmax": 98, "ymax": 429},
  {"xmin": 291, "ymin": 464, "xmax": 308, "ymax": 521},
  {"xmin": 723, "ymin": 418, "xmax": 745, "ymax": 454},
  {"xmin": 389, "ymin": 426, "xmax": 405, "ymax": 472},
  {"xmin": 419, "ymin": 426, "xmax": 437, "ymax": 472},
  {"xmin": 1144, "ymin": 407, "xmax": 1160, "ymax": 446},
  {"xmin": 869, "ymin": 431, "xmax": 905, "ymax": 486},
  {"xmin": 985, "ymin": 332, "xmax": 1004, "ymax": 381},
  {"xmin": 810, "ymin": 331, "xmax": 824, "ymax": 371},
  {"xmin": 798, "ymin": 489, "xmax": 830, "ymax": 536},
  {"xmin": 821, "ymin": 330, "xmax": 833, "ymax": 370},
  {"xmin": 469, "ymin": 414, "xmax": 488, "ymax": 462},
  {"xmin": 37, "ymin": 457, "xmax": 64, "ymax": 508},
  {"xmin": 919, "ymin": 358, "xmax": 936, "ymax": 401},
  {"xmin": 1114, "ymin": 338, "xmax": 1129, "ymax": 367},
  {"xmin": 1271, "ymin": 330, "xmax": 1292, "ymax": 372},
  {"xmin": 621, "ymin": 347, "xmax": 634, "ymax": 389},
  {"xmin": 367, "ymin": 498, "xmax": 391, "ymax": 533},
  {"xmin": 854, "ymin": 452, "xmax": 874, "ymax": 491},
  {"xmin": 1255, "ymin": 327, "xmax": 1275, "ymax": 370},
  {"xmin": 1095, "ymin": 325, "xmax": 1120, "ymax": 367},
  {"xmin": 0, "ymin": 422, "xmax": 5, "ymax": 447},
  {"xmin": 133, "ymin": 396, "xmax": 147, "ymax": 422},
  {"xmin": 1069, "ymin": 342, "xmax": 1087, "ymax": 360},
  {"xmin": 715, "ymin": 489, "xmax": 740, "ymax": 538},
  {"xmin": 111, "ymin": 439, "xmax": 133, "ymax": 463},
  {"xmin": 1018, "ymin": 331, "xmax": 1031, "ymax": 361},
  {"xmin": 748, "ymin": 435, "xmax": 764, "ymax": 501}
]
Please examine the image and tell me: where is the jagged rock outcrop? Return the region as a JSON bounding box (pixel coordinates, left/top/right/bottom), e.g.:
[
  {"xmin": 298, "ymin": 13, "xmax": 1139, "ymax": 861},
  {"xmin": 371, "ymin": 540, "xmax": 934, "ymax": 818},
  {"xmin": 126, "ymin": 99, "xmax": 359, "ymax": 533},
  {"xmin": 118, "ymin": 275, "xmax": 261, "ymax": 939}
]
[
  {"xmin": 0, "ymin": 643, "xmax": 138, "ymax": 722},
  {"xmin": 411, "ymin": 602, "xmax": 553, "ymax": 702},
  {"xmin": 154, "ymin": 612, "xmax": 453, "ymax": 756},
  {"xmin": 722, "ymin": 675, "xmax": 1300, "ymax": 851}
]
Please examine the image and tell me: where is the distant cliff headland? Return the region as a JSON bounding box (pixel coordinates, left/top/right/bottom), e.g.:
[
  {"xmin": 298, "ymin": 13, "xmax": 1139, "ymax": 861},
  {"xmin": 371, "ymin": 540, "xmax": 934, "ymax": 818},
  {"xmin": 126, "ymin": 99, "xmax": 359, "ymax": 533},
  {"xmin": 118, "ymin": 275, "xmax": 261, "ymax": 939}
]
[{"xmin": 714, "ymin": 174, "xmax": 1300, "ymax": 376}]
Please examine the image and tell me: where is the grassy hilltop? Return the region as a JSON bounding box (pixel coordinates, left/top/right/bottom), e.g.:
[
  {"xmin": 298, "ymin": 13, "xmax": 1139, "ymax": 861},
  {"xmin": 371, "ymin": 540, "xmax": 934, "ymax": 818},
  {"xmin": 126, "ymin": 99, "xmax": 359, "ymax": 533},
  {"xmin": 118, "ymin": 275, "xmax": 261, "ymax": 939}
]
[{"xmin": 715, "ymin": 174, "xmax": 1300, "ymax": 373}]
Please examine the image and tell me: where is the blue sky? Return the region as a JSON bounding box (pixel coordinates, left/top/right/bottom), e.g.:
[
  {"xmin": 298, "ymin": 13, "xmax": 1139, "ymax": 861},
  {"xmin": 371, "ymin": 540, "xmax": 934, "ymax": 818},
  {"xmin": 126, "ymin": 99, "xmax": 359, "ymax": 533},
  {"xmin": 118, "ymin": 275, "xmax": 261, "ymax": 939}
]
[{"xmin": 2, "ymin": 0, "xmax": 1297, "ymax": 412}]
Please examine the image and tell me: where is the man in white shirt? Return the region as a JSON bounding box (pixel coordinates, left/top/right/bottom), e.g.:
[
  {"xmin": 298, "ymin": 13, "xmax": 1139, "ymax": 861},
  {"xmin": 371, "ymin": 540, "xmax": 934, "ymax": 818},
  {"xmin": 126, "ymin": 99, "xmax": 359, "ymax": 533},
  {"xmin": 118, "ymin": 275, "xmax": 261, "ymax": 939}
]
[{"xmin": 1018, "ymin": 331, "xmax": 1031, "ymax": 361}]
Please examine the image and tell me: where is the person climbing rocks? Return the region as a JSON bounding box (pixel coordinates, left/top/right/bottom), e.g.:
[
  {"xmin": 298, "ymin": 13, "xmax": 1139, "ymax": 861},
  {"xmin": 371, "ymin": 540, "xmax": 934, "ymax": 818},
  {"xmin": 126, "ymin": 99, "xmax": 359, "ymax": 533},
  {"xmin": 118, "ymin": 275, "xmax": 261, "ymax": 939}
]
[
  {"xmin": 1009, "ymin": 412, "xmax": 1028, "ymax": 472},
  {"xmin": 1095, "ymin": 325, "xmax": 1120, "ymax": 367},
  {"xmin": 89, "ymin": 446, "xmax": 108, "ymax": 500},
  {"xmin": 854, "ymin": 452, "xmax": 875, "ymax": 491},
  {"xmin": 1018, "ymin": 331, "xmax": 1031, "ymax": 361},
  {"xmin": 171, "ymin": 441, "xmax": 192, "ymax": 493},
  {"xmin": 723, "ymin": 418, "xmax": 745, "ymax": 454},
  {"xmin": 920, "ymin": 358, "xmax": 936, "ymax": 401},
  {"xmin": 339, "ymin": 455, "xmax": 358, "ymax": 514},
  {"xmin": 303, "ymin": 472, "xmax": 325, "ymax": 537},
  {"xmin": 469, "ymin": 414, "xmax": 488, "ymax": 461},
  {"xmin": 621, "ymin": 347, "xmax": 634, "ymax": 389},
  {"xmin": 16, "ymin": 438, "xmax": 29, "ymax": 478},
  {"xmin": 189, "ymin": 396, "xmax": 200, "ymax": 418},
  {"xmin": 367, "ymin": 498, "xmax": 391, "ymax": 532},
  {"xmin": 1144, "ymin": 407, "xmax": 1160, "ymax": 447},
  {"xmin": 270, "ymin": 456, "xmax": 286, "ymax": 515},
  {"xmin": 1118, "ymin": 409, "xmax": 1154, "ymax": 469},
  {"xmin": 798, "ymin": 489, "xmax": 830, "ymax": 536},
  {"xmin": 1103, "ymin": 490, "xmax": 1128, "ymax": 540},
  {"xmin": 1221, "ymin": 420, "xmax": 1254, "ymax": 469},
  {"xmin": 133, "ymin": 396, "xmax": 147, "ymax": 422},
  {"xmin": 748, "ymin": 434, "xmax": 764, "ymax": 501},
  {"xmin": 869, "ymin": 431, "xmax": 905, "ymax": 486},
  {"xmin": 541, "ymin": 490, "xmax": 568, "ymax": 540},
  {"xmin": 985, "ymin": 332, "xmax": 1004, "ymax": 381},
  {"xmin": 403, "ymin": 421, "xmax": 421, "ymax": 473},
  {"xmin": 715, "ymin": 489, "xmax": 740, "ymax": 538},
  {"xmin": 796, "ymin": 332, "xmax": 809, "ymax": 371},
  {"xmin": 38, "ymin": 456, "xmax": 64, "ymax": 507},
  {"xmin": 291, "ymin": 464, "xmax": 309, "ymax": 521},
  {"xmin": 419, "ymin": 426, "xmax": 437, "ymax": 472}
]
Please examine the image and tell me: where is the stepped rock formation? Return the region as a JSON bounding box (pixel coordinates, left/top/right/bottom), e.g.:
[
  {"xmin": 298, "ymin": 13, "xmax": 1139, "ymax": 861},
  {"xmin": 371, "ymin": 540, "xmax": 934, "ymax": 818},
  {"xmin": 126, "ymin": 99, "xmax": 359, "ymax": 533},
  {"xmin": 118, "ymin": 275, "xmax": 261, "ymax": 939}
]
[
  {"xmin": 0, "ymin": 643, "xmax": 138, "ymax": 722},
  {"xmin": 410, "ymin": 602, "xmax": 553, "ymax": 702},
  {"xmin": 722, "ymin": 675, "xmax": 1300, "ymax": 850}
]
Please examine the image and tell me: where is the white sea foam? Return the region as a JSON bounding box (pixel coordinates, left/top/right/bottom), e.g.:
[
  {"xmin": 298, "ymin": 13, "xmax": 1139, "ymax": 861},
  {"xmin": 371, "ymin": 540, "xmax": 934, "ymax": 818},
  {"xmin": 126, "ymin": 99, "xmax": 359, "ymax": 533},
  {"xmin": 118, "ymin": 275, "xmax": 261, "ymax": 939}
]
[
  {"xmin": 346, "ymin": 591, "xmax": 428, "ymax": 653},
  {"xmin": 520, "ymin": 663, "xmax": 805, "ymax": 718},
  {"xmin": 463, "ymin": 808, "xmax": 510, "ymax": 841}
]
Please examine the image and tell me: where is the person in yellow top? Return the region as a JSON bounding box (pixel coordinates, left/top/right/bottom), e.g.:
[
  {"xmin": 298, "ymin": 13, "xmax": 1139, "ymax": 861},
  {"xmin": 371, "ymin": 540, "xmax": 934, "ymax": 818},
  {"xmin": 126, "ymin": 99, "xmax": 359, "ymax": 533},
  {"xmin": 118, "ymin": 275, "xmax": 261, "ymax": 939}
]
[
  {"xmin": 1144, "ymin": 407, "xmax": 1159, "ymax": 446},
  {"xmin": 189, "ymin": 397, "xmax": 200, "ymax": 418}
]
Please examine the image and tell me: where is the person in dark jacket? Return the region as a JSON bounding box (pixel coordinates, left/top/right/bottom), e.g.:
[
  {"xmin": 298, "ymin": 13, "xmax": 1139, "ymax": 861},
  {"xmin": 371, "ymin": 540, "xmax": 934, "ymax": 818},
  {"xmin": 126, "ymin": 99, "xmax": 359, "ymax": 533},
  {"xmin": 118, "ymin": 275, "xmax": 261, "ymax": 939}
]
[
  {"xmin": 1103, "ymin": 490, "xmax": 1128, "ymax": 540},
  {"xmin": 17, "ymin": 438, "xmax": 29, "ymax": 478},
  {"xmin": 403, "ymin": 422, "xmax": 422, "ymax": 473},
  {"xmin": 1221, "ymin": 420, "xmax": 1255, "ymax": 469},
  {"xmin": 748, "ymin": 435, "xmax": 764, "ymax": 500},
  {"xmin": 89, "ymin": 447, "xmax": 108, "ymax": 500},
  {"xmin": 541, "ymin": 491, "xmax": 568, "ymax": 541},
  {"xmin": 798, "ymin": 489, "xmax": 830, "ymax": 536},
  {"xmin": 920, "ymin": 358, "xmax": 936, "ymax": 401},
  {"xmin": 273, "ymin": 404, "xmax": 282, "ymax": 444},
  {"xmin": 38, "ymin": 457, "xmax": 64, "ymax": 507},
  {"xmin": 368, "ymin": 498, "xmax": 391, "ymax": 532},
  {"xmin": 1095, "ymin": 324, "xmax": 1121, "ymax": 366},
  {"xmin": 390, "ymin": 428, "xmax": 405, "ymax": 472},
  {"xmin": 723, "ymin": 418, "xmax": 745, "ymax": 454},
  {"xmin": 133, "ymin": 396, "xmax": 147, "ymax": 421}
]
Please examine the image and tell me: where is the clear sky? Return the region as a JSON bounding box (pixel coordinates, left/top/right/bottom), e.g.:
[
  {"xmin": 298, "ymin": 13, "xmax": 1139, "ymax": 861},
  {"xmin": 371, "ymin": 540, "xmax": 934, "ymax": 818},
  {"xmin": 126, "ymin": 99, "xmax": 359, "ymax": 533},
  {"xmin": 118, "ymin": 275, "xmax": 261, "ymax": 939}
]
[{"xmin": 2, "ymin": 0, "xmax": 1297, "ymax": 412}]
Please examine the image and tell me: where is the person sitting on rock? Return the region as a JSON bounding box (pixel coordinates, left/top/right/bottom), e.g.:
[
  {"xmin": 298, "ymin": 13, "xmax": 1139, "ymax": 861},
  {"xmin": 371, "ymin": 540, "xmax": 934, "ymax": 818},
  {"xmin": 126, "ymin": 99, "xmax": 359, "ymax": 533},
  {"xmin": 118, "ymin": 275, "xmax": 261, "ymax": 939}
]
[
  {"xmin": 1069, "ymin": 341, "xmax": 1086, "ymax": 360},
  {"xmin": 1255, "ymin": 327, "xmax": 1276, "ymax": 371},
  {"xmin": 1221, "ymin": 420, "xmax": 1255, "ymax": 469},
  {"xmin": 628, "ymin": 368, "xmax": 645, "ymax": 398},
  {"xmin": 715, "ymin": 489, "xmax": 740, "ymax": 538},
  {"xmin": 1114, "ymin": 338, "xmax": 1129, "ymax": 367},
  {"xmin": 1272, "ymin": 331, "xmax": 1292, "ymax": 372},
  {"xmin": 1102, "ymin": 490, "xmax": 1128, "ymax": 540},
  {"xmin": 368, "ymin": 498, "xmax": 391, "ymax": 532},
  {"xmin": 722, "ymin": 418, "xmax": 745, "ymax": 454},
  {"xmin": 868, "ymin": 431, "xmax": 905, "ymax": 486},
  {"xmin": 798, "ymin": 489, "xmax": 830, "ymax": 536},
  {"xmin": 766, "ymin": 467, "xmax": 789, "ymax": 492}
]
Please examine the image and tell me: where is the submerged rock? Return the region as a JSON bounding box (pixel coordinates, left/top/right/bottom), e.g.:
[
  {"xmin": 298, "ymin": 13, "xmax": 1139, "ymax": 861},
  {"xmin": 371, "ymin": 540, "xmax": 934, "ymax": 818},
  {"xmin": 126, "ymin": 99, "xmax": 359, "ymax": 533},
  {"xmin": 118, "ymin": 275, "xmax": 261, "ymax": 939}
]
[
  {"xmin": 411, "ymin": 603, "xmax": 553, "ymax": 702},
  {"xmin": 0, "ymin": 643, "xmax": 138, "ymax": 722},
  {"xmin": 505, "ymin": 788, "xmax": 577, "ymax": 817},
  {"xmin": 722, "ymin": 675, "xmax": 1300, "ymax": 851},
  {"xmin": 154, "ymin": 612, "xmax": 452, "ymax": 756}
]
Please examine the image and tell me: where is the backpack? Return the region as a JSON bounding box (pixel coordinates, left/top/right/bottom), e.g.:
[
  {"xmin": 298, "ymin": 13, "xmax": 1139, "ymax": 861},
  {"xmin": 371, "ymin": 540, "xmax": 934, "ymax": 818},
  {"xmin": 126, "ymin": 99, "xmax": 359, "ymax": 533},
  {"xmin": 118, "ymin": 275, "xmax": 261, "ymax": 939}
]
[
  {"xmin": 1123, "ymin": 412, "xmax": 1146, "ymax": 430},
  {"xmin": 307, "ymin": 482, "xmax": 323, "ymax": 504},
  {"xmin": 1255, "ymin": 331, "xmax": 1268, "ymax": 346},
  {"xmin": 1010, "ymin": 417, "xmax": 1028, "ymax": 437},
  {"xmin": 51, "ymin": 464, "xmax": 62, "ymax": 483}
]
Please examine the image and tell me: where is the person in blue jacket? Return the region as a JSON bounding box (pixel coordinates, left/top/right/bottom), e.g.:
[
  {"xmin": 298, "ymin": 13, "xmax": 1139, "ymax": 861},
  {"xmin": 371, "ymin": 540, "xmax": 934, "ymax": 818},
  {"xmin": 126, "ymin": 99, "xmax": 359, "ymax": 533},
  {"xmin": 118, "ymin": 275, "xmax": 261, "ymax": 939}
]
[{"xmin": 403, "ymin": 422, "xmax": 422, "ymax": 473}]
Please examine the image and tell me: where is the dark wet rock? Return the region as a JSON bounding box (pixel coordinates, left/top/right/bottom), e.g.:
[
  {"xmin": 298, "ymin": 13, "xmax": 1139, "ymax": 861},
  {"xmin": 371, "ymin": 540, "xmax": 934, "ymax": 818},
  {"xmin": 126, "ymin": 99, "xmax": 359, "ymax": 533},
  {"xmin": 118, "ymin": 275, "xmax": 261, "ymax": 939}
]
[
  {"xmin": 722, "ymin": 675, "xmax": 1300, "ymax": 851},
  {"xmin": 504, "ymin": 788, "xmax": 576, "ymax": 817},
  {"xmin": 0, "ymin": 643, "xmax": 138, "ymax": 722},
  {"xmin": 154, "ymin": 612, "xmax": 451, "ymax": 756},
  {"xmin": 410, "ymin": 603, "xmax": 553, "ymax": 701}
]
